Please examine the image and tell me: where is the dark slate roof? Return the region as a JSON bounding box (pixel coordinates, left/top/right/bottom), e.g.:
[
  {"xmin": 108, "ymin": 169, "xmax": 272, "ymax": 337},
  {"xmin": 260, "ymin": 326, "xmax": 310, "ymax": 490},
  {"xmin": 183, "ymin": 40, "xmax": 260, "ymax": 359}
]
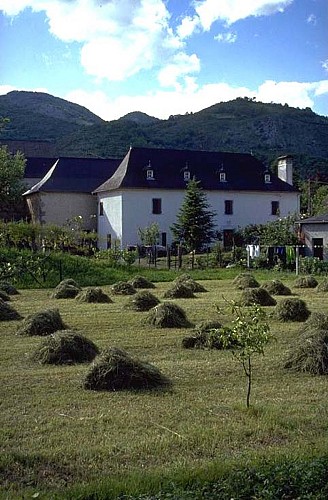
[
  {"xmin": 23, "ymin": 157, "xmax": 121, "ymax": 195},
  {"xmin": 297, "ymin": 213, "xmax": 328, "ymax": 224},
  {"xmin": 25, "ymin": 157, "xmax": 57, "ymax": 179},
  {"xmin": 94, "ymin": 147, "xmax": 299, "ymax": 193}
]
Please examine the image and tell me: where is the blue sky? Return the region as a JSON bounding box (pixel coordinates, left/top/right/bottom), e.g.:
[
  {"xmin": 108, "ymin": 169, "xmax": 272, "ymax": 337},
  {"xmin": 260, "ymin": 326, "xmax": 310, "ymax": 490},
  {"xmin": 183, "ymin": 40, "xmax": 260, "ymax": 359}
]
[{"xmin": 0, "ymin": 0, "xmax": 327, "ymax": 121}]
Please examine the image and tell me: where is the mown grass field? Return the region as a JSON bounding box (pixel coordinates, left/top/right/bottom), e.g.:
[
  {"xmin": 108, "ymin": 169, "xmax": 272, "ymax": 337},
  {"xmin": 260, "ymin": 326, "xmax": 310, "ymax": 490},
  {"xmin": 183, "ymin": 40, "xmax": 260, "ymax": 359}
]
[{"xmin": 1, "ymin": 272, "xmax": 328, "ymax": 499}]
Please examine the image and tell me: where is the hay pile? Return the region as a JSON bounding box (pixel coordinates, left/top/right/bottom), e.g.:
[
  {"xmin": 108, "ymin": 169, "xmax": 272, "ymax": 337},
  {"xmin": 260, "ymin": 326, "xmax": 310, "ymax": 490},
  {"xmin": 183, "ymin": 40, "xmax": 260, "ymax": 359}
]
[
  {"xmin": 128, "ymin": 275, "xmax": 155, "ymax": 289},
  {"xmin": 182, "ymin": 321, "xmax": 237, "ymax": 349},
  {"xmin": 126, "ymin": 291, "xmax": 160, "ymax": 311},
  {"xmin": 284, "ymin": 313, "xmax": 328, "ymax": 375},
  {"xmin": 294, "ymin": 275, "xmax": 318, "ymax": 289},
  {"xmin": 146, "ymin": 302, "xmax": 191, "ymax": 328},
  {"xmin": 316, "ymin": 279, "xmax": 328, "ymax": 292},
  {"xmin": 239, "ymin": 288, "xmax": 276, "ymax": 306},
  {"xmin": 233, "ymin": 273, "xmax": 260, "ymax": 289},
  {"xmin": 163, "ymin": 282, "xmax": 195, "ymax": 299},
  {"xmin": 17, "ymin": 308, "xmax": 67, "ymax": 336},
  {"xmin": 76, "ymin": 287, "xmax": 112, "ymax": 303},
  {"xmin": 0, "ymin": 282, "xmax": 19, "ymax": 295},
  {"xmin": 0, "ymin": 298, "xmax": 22, "ymax": 321},
  {"xmin": 51, "ymin": 278, "xmax": 81, "ymax": 299},
  {"xmin": 274, "ymin": 298, "xmax": 311, "ymax": 322},
  {"xmin": 84, "ymin": 347, "xmax": 171, "ymax": 391},
  {"xmin": 32, "ymin": 330, "xmax": 99, "ymax": 365},
  {"xmin": 0, "ymin": 290, "xmax": 10, "ymax": 301},
  {"xmin": 111, "ymin": 281, "xmax": 136, "ymax": 295},
  {"xmin": 174, "ymin": 274, "xmax": 207, "ymax": 293},
  {"xmin": 261, "ymin": 279, "xmax": 292, "ymax": 296}
]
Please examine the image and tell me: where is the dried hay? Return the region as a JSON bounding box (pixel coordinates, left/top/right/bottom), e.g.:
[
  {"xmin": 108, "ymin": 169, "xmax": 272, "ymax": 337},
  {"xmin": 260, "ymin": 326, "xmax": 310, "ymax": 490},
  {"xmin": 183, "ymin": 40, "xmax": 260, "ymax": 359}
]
[
  {"xmin": 163, "ymin": 283, "xmax": 195, "ymax": 299},
  {"xmin": 233, "ymin": 273, "xmax": 260, "ymax": 289},
  {"xmin": 111, "ymin": 281, "xmax": 136, "ymax": 295},
  {"xmin": 17, "ymin": 308, "xmax": 67, "ymax": 336},
  {"xmin": 0, "ymin": 298, "xmax": 22, "ymax": 321},
  {"xmin": 146, "ymin": 302, "xmax": 191, "ymax": 328},
  {"xmin": 0, "ymin": 282, "xmax": 19, "ymax": 295},
  {"xmin": 294, "ymin": 275, "xmax": 318, "ymax": 289},
  {"xmin": 57, "ymin": 278, "xmax": 81, "ymax": 289},
  {"xmin": 274, "ymin": 298, "xmax": 311, "ymax": 322},
  {"xmin": 316, "ymin": 279, "xmax": 328, "ymax": 292},
  {"xmin": 174, "ymin": 274, "xmax": 207, "ymax": 293},
  {"xmin": 84, "ymin": 347, "xmax": 171, "ymax": 391},
  {"xmin": 0, "ymin": 290, "xmax": 10, "ymax": 301},
  {"xmin": 284, "ymin": 327, "xmax": 328, "ymax": 375},
  {"xmin": 76, "ymin": 287, "xmax": 112, "ymax": 303},
  {"xmin": 126, "ymin": 291, "xmax": 160, "ymax": 311},
  {"xmin": 182, "ymin": 325, "xmax": 237, "ymax": 350},
  {"xmin": 128, "ymin": 275, "xmax": 155, "ymax": 289},
  {"xmin": 51, "ymin": 279, "xmax": 81, "ymax": 299},
  {"xmin": 32, "ymin": 330, "xmax": 99, "ymax": 365},
  {"xmin": 239, "ymin": 287, "xmax": 276, "ymax": 306},
  {"xmin": 261, "ymin": 279, "xmax": 292, "ymax": 296},
  {"xmin": 302, "ymin": 312, "xmax": 328, "ymax": 332}
]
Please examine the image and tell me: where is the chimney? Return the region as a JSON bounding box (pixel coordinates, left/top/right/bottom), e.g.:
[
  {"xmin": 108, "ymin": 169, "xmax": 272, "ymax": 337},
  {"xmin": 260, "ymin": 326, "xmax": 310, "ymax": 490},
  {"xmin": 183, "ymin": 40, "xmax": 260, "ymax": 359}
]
[{"xmin": 277, "ymin": 155, "xmax": 293, "ymax": 185}]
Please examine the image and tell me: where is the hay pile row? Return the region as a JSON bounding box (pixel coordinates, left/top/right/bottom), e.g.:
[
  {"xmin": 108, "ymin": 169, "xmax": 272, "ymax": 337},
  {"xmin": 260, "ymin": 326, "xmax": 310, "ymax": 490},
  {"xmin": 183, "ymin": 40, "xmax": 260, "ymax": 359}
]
[{"xmin": 0, "ymin": 298, "xmax": 22, "ymax": 321}]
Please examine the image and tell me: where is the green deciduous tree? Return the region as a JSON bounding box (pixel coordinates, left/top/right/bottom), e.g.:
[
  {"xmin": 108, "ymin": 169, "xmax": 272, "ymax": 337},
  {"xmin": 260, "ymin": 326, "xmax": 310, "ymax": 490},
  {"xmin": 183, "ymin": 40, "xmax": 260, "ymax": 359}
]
[
  {"xmin": 138, "ymin": 222, "xmax": 160, "ymax": 246},
  {"xmin": 0, "ymin": 145, "xmax": 26, "ymax": 219},
  {"xmin": 171, "ymin": 178, "xmax": 216, "ymax": 252}
]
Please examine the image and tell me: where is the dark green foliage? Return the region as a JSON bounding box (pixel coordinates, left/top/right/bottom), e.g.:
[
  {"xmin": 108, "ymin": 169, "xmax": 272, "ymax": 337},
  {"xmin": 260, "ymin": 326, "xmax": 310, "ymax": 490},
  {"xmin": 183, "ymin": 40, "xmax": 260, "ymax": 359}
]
[
  {"xmin": 261, "ymin": 279, "xmax": 292, "ymax": 295},
  {"xmin": 274, "ymin": 298, "xmax": 311, "ymax": 322},
  {"xmin": 17, "ymin": 308, "xmax": 67, "ymax": 336},
  {"xmin": 163, "ymin": 283, "xmax": 195, "ymax": 299},
  {"xmin": 76, "ymin": 287, "xmax": 112, "ymax": 303},
  {"xmin": 171, "ymin": 178, "xmax": 216, "ymax": 252},
  {"xmin": 32, "ymin": 330, "xmax": 99, "ymax": 365},
  {"xmin": 233, "ymin": 273, "xmax": 260, "ymax": 289},
  {"xmin": 294, "ymin": 275, "xmax": 318, "ymax": 289},
  {"xmin": 0, "ymin": 290, "xmax": 10, "ymax": 301},
  {"xmin": 126, "ymin": 291, "xmax": 160, "ymax": 311},
  {"xmin": 111, "ymin": 281, "xmax": 136, "ymax": 295},
  {"xmin": 239, "ymin": 288, "xmax": 277, "ymax": 306},
  {"xmin": 146, "ymin": 302, "xmax": 191, "ymax": 328},
  {"xmin": 0, "ymin": 282, "xmax": 19, "ymax": 295},
  {"xmin": 316, "ymin": 278, "xmax": 328, "ymax": 292},
  {"xmin": 84, "ymin": 347, "xmax": 171, "ymax": 391},
  {"xmin": 182, "ymin": 322, "xmax": 238, "ymax": 349},
  {"xmin": 284, "ymin": 315, "xmax": 328, "ymax": 375},
  {"xmin": 128, "ymin": 275, "xmax": 155, "ymax": 289},
  {"xmin": 0, "ymin": 298, "xmax": 22, "ymax": 321},
  {"xmin": 174, "ymin": 274, "xmax": 207, "ymax": 292}
]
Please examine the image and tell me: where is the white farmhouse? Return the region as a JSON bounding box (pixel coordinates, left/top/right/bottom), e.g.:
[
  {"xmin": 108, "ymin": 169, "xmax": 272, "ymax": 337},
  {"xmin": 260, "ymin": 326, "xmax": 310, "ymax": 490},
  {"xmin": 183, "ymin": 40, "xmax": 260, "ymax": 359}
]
[{"xmin": 94, "ymin": 147, "xmax": 300, "ymax": 249}]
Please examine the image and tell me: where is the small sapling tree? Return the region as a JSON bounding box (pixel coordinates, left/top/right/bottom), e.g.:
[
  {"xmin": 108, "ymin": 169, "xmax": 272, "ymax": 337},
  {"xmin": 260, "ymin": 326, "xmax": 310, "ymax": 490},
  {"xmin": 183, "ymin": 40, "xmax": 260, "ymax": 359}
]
[{"xmin": 220, "ymin": 300, "xmax": 273, "ymax": 408}]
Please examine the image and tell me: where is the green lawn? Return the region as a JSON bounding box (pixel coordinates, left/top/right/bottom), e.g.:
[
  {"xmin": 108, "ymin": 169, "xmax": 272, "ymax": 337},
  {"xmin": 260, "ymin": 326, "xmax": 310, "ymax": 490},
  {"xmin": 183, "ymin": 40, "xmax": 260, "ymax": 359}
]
[{"xmin": 1, "ymin": 275, "xmax": 328, "ymax": 499}]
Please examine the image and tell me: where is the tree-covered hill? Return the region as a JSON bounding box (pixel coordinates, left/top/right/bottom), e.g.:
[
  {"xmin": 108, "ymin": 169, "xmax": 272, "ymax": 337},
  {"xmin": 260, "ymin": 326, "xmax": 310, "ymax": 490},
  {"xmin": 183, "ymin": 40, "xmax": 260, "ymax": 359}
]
[{"xmin": 1, "ymin": 92, "xmax": 328, "ymax": 180}]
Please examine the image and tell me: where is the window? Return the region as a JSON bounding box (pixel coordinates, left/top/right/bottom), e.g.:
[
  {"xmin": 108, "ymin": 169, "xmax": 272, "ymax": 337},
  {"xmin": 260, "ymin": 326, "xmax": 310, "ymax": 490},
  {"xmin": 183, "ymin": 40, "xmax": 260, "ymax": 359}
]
[
  {"xmin": 271, "ymin": 201, "xmax": 280, "ymax": 215},
  {"xmin": 264, "ymin": 173, "xmax": 271, "ymax": 183},
  {"xmin": 184, "ymin": 171, "xmax": 191, "ymax": 181},
  {"xmin": 161, "ymin": 232, "xmax": 167, "ymax": 247},
  {"xmin": 225, "ymin": 200, "xmax": 233, "ymax": 215},
  {"xmin": 99, "ymin": 201, "xmax": 104, "ymax": 216},
  {"xmin": 220, "ymin": 172, "xmax": 226, "ymax": 182},
  {"xmin": 152, "ymin": 198, "xmax": 162, "ymax": 214},
  {"xmin": 146, "ymin": 169, "xmax": 154, "ymax": 179},
  {"xmin": 106, "ymin": 233, "xmax": 112, "ymax": 249}
]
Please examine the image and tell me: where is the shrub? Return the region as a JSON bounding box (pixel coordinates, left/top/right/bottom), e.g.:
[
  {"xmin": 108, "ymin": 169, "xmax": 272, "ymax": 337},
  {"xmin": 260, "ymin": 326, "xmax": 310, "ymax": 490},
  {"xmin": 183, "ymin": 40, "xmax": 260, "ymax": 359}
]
[
  {"xmin": 163, "ymin": 283, "xmax": 195, "ymax": 299},
  {"xmin": 316, "ymin": 278, "xmax": 328, "ymax": 292},
  {"xmin": 274, "ymin": 298, "xmax": 311, "ymax": 322},
  {"xmin": 128, "ymin": 275, "xmax": 155, "ymax": 289},
  {"xmin": 261, "ymin": 279, "xmax": 292, "ymax": 296},
  {"xmin": 17, "ymin": 308, "xmax": 67, "ymax": 336},
  {"xmin": 111, "ymin": 281, "xmax": 136, "ymax": 295},
  {"xmin": 146, "ymin": 302, "xmax": 191, "ymax": 328},
  {"xmin": 239, "ymin": 288, "xmax": 276, "ymax": 306},
  {"xmin": 32, "ymin": 330, "xmax": 99, "ymax": 365},
  {"xmin": 294, "ymin": 275, "xmax": 318, "ymax": 289},
  {"xmin": 0, "ymin": 298, "xmax": 22, "ymax": 321},
  {"xmin": 0, "ymin": 290, "xmax": 10, "ymax": 301},
  {"xmin": 76, "ymin": 287, "xmax": 112, "ymax": 303},
  {"xmin": 0, "ymin": 282, "xmax": 19, "ymax": 295},
  {"xmin": 233, "ymin": 273, "xmax": 260, "ymax": 289},
  {"xmin": 126, "ymin": 291, "xmax": 160, "ymax": 311},
  {"xmin": 84, "ymin": 347, "xmax": 171, "ymax": 391},
  {"xmin": 182, "ymin": 322, "xmax": 238, "ymax": 349},
  {"xmin": 284, "ymin": 328, "xmax": 328, "ymax": 375}
]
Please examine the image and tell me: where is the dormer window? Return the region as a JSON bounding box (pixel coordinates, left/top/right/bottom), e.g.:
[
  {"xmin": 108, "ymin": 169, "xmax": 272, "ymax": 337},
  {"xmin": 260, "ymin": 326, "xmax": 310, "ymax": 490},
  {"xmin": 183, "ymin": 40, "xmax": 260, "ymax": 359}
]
[
  {"xmin": 184, "ymin": 171, "xmax": 191, "ymax": 181},
  {"xmin": 146, "ymin": 169, "xmax": 154, "ymax": 180},
  {"xmin": 220, "ymin": 172, "xmax": 226, "ymax": 182},
  {"xmin": 264, "ymin": 173, "xmax": 271, "ymax": 183}
]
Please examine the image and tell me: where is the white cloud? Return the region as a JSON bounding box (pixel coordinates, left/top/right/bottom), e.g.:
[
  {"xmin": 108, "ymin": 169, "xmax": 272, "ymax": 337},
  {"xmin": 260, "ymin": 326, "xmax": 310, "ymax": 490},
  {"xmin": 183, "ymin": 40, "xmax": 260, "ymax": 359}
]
[
  {"xmin": 322, "ymin": 60, "xmax": 328, "ymax": 73},
  {"xmin": 158, "ymin": 53, "xmax": 200, "ymax": 89},
  {"xmin": 214, "ymin": 32, "xmax": 237, "ymax": 43},
  {"xmin": 0, "ymin": 84, "xmax": 48, "ymax": 95},
  {"xmin": 307, "ymin": 13, "xmax": 317, "ymax": 25}
]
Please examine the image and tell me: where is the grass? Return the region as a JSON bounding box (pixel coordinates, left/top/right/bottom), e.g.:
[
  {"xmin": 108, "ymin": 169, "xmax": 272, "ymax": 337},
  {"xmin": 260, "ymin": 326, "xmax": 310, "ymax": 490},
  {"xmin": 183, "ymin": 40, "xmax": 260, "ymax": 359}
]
[{"xmin": 1, "ymin": 273, "xmax": 328, "ymax": 498}]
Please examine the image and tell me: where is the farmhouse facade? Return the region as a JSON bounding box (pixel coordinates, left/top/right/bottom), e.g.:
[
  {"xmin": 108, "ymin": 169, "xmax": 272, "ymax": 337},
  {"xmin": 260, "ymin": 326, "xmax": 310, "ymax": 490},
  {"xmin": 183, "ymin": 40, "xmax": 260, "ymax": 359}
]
[
  {"xmin": 94, "ymin": 148, "xmax": 300, "ymax": 249},
  {"xmin": 297, "ymin": 213, "xmax": 328, "ymax": 261}
]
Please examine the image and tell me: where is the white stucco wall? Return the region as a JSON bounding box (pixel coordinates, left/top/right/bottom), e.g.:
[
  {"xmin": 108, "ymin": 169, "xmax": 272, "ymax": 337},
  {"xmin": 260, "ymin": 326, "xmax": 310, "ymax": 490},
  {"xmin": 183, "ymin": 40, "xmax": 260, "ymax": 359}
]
[
  {"xmin": 97, "ymin": 188, "xmax": 300, "ymax": 249},
  {"xmin": 300, "ymin": 223, "xmax": 328, "ymax": 260}
]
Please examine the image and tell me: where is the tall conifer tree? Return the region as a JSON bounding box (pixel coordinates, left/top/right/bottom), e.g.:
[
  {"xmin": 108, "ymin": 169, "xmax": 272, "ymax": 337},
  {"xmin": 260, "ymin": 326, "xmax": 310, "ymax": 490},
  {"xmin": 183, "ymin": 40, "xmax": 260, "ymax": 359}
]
[{"xmin": 171, "ymin": 178, "xmax": 216, "ymax": 251}]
